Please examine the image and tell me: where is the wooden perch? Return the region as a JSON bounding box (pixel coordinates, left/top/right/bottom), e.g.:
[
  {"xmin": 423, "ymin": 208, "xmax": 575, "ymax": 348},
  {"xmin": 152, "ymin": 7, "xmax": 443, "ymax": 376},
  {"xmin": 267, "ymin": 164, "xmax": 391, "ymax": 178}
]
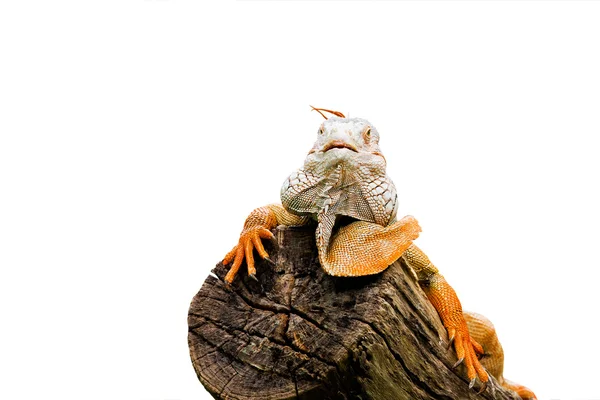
[{"xmin": 188, "ymin": 226, "xmax": 517, "ymax": 399}]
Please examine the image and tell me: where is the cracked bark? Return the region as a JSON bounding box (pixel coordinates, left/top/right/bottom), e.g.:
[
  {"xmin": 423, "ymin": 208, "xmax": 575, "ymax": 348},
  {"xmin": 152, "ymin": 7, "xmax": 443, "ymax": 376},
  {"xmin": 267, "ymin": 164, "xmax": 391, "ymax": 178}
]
[{"xmin": 188, "ymin": 226, "xmax": 517, "ymax": 400}]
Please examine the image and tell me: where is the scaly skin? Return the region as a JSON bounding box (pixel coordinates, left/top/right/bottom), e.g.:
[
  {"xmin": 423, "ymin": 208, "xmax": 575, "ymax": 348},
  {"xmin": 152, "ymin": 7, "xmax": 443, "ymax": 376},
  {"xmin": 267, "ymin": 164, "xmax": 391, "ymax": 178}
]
[
  {"xmin": 464, "ymin": 313, "xmax": 537, "ymax": 399},
  {"xmin": 222, "ymin": 109, "xmax": 536, "ymax": 399}
]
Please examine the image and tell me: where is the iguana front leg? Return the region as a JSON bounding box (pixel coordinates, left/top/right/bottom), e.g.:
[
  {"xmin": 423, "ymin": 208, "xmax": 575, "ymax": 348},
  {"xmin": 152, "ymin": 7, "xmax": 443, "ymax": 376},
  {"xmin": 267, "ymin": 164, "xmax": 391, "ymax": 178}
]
[
  {"xmin": 403, "ymin": 245, "xmax": 489, "ymax": 391},
  {"xmin": 222, "ymin": 204, "xmax": 311, "ymax": 283}
]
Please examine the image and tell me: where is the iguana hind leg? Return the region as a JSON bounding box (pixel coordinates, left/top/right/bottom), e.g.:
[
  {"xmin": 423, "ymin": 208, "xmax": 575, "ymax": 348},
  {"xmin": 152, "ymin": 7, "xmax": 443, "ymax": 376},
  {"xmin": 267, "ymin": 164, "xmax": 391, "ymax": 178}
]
[{"xmin": 464, "ymin": 312, "xmax": 537, "ymax": 400}]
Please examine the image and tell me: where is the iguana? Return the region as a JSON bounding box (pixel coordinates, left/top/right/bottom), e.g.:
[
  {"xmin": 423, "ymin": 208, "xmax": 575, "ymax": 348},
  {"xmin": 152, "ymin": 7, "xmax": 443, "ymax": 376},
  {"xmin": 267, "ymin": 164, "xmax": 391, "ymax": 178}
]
[{"xmin": 222, "ymin": 107, "xmax": 536, "ymax": 399}]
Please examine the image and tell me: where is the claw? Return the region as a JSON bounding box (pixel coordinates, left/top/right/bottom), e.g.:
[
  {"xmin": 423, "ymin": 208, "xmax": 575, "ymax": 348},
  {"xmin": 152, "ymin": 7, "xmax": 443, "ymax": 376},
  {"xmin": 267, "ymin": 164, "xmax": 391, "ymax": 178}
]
[
  {"xmin": 452, "ymin": 357, "xmax": 464, "ymax": 369},
  {"xmin": 469, "ymin": 377, "xmax": 476, "ymax": 389},
  {"xmin": 477, "ymin": 380, "xmax": 487, "ymax": 394},
  {"xmin": 264, "ymin": 257, "xmax": 276, "ymax": 266},
  {"xmin": 269, "ymin": 234, "xmax": 279, "ymax": 245},
  {"xmin": 248, "ymin": 273, "xmax": 259, "ymax": 282},
  {"xmin": 447, "ymin": 334, "xmax": 455, "ymax": 350}
]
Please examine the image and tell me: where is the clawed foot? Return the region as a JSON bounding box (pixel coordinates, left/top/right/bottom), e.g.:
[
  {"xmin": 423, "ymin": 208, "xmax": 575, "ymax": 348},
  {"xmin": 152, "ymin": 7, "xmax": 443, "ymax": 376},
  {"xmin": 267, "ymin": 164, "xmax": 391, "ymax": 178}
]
[
  {"xmin": 448, "ymin": 327, "xmax": 489, "ymax": 394},
  {"xmin": 222, "ymin": 226, "xmax": 274, "ymax": 284}
]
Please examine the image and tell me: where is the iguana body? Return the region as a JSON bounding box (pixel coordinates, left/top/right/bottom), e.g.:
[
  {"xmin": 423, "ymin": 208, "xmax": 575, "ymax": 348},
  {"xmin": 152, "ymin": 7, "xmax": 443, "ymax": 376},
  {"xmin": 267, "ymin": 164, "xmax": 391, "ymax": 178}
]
[{"xmin": 223, "ymin": 109, "xmax": 536, "ymax": 399}]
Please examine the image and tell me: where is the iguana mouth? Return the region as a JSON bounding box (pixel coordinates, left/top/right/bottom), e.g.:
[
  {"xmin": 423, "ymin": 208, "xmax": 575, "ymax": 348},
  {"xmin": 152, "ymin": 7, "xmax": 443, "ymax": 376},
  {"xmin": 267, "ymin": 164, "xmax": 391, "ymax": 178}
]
[{"xmin": 323, "ymin": 141, "xmax": 358, "ymax": 153}]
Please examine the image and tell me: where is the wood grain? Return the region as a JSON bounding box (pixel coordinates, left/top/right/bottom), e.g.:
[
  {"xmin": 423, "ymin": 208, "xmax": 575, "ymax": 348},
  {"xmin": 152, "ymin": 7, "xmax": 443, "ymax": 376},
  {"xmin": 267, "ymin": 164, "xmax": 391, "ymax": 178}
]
[{"xmin": 188, "ymin": 226, "xmax": 516, "ymax": 399}]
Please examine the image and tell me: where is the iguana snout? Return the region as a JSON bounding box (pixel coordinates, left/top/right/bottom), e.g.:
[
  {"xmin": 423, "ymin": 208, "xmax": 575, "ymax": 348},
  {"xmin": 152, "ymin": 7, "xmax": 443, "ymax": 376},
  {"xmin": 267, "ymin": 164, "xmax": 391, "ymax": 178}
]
[{"xmin": 322, "ymin": 140, "xmax": 358, "ymax": 153}]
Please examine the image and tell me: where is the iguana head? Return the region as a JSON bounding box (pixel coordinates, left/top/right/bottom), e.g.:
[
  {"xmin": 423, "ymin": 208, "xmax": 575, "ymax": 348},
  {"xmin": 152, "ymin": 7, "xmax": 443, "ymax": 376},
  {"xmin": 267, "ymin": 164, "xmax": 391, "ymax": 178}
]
[{"xmin": 308, "ymin": 117, "xmax": 385, "ymax": 162}]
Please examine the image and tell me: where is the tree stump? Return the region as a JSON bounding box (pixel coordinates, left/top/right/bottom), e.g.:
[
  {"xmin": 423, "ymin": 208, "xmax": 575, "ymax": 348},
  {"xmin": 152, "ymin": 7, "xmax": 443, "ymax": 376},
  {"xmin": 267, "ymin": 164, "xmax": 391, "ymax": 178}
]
[{"xmin": 188, "ymin": 225, "xmax": 516, "ymax": 399}]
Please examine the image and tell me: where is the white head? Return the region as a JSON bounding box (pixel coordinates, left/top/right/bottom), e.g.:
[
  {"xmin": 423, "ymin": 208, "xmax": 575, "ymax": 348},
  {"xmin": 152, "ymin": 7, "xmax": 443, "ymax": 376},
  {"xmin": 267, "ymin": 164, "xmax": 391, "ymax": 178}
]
[{"xmin": 308, "ymin": 116, "xmax": 384, "ymax": 160}]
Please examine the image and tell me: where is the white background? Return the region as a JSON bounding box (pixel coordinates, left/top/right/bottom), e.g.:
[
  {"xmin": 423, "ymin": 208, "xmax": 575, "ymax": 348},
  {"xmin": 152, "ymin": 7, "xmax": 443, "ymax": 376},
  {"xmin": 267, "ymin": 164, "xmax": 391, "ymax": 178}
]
[{"xmin": 1, "ymin": 1, "xmax": 598, "ymax": 399}]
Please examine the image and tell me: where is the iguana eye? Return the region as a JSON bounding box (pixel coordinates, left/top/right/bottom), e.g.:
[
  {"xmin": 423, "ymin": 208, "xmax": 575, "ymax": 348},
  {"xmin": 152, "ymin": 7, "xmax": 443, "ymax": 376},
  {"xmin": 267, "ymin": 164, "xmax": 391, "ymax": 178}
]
[
  {"xmin": 363, "ymin": 127, "xmax": 371, "ymax": 143},
  {"xmin": 318, "ymin": 126, "xmax": 325, "ymax": 135}
]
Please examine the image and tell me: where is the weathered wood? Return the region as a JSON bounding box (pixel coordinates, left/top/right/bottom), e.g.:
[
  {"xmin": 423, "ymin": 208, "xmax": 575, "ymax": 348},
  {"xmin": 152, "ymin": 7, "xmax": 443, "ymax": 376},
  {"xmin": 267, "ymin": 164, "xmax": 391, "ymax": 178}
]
[{"xmin": 188, "ymin": 226, "xmax": 516, "ymax": 399}]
